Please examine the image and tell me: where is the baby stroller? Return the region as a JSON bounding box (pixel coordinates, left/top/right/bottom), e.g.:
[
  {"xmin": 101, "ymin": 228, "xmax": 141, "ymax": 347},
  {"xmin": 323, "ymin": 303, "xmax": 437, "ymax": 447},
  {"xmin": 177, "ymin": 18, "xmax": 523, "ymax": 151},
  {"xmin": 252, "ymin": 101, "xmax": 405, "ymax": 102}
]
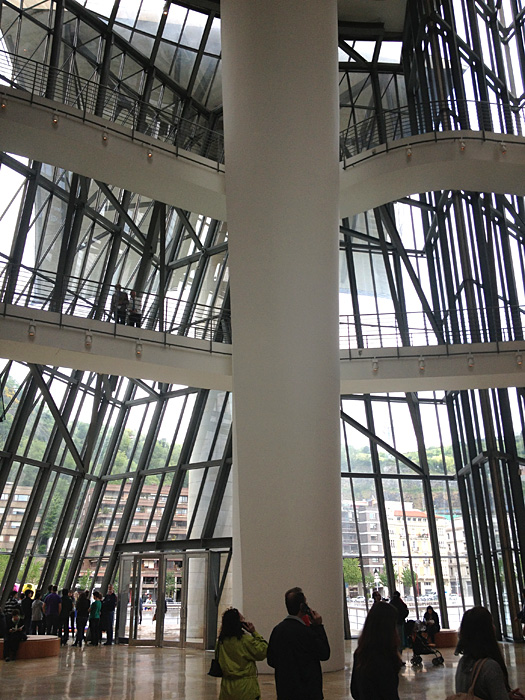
[{"xmin": 406, "ymin": 620, "xmax": 444, "ymax": 666}]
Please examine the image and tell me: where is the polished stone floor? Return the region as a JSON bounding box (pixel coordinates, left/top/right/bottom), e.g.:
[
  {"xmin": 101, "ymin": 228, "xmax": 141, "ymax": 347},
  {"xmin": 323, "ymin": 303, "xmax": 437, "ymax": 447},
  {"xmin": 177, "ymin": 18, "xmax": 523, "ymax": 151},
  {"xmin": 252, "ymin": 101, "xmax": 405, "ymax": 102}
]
[{"xmin": 0, "ymin": 639, "xmax": 523, "ymax": 699}]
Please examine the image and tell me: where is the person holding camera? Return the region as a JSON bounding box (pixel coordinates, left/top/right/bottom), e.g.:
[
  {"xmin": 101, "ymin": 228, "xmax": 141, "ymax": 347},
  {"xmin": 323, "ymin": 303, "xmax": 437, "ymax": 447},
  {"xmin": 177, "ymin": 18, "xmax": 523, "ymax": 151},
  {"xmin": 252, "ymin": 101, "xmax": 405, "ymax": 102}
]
[
  {"xmin": 267, "ymin": 587, "xmax": 330, "ymax": 700},
  {"xmin": 215, "ymin": 607, "xmax": 267, "ymax": 700}
]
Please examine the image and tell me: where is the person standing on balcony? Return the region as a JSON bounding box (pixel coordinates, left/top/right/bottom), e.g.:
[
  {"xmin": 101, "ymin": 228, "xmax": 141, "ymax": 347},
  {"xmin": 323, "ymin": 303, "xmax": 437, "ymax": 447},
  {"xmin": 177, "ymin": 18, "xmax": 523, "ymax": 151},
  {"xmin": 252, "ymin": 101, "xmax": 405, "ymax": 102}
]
[
  {"xmin": 127, "ymin": 290, "xmax": 142, "ymax": 327},
  {"xmin": 111, "ymin": 284, "xmax": 128, "ymax": 324}
]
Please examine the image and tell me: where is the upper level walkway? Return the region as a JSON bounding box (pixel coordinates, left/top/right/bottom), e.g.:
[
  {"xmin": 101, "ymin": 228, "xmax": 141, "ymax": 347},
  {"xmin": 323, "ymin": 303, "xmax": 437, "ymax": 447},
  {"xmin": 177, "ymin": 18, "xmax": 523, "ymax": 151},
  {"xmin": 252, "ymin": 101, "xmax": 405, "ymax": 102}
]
[
  {"xmin": 2, "ymin": 52, "xmax": 525, "ymax": 392},
  {"xmin": 3, "ymin": 51, "xmax": 525, "ymax": 219},
  {"xmin": 1, "ymin": 275, "xmax": 525, "ymax": 394}
]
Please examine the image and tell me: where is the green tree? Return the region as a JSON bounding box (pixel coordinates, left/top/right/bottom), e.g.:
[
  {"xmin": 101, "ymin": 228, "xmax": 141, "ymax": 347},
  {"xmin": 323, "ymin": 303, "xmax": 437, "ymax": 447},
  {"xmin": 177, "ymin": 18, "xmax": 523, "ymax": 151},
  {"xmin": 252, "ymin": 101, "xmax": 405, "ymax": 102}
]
[
  {"xmin": 37, "ymin": 494, "xmax": 62, "ymax": 554},
  {"xmin": 401, "ymin": 566, "xmax": 416, "ymax": 594},
  {"xmin": 364, "ymin": 574, "xmax": 375, "ymax": 591},
  {"xmin": 78, "ymin": 571, "xmax": 93, "ymax": 590},
  {"xmin": 343, "ymin": 558, "xmax": 362, "ymax": 586},
  {"xmin": 165, "ymin": 572, "xmax": 175, "ymax": 597},
  {"xmin": 0, "ymin": 554, "xmax": 9, "ymax": 585},
  {"xmin": 58, "ymin": 560, "xmax": 71, "ymax": 588},
  {"xmin": 26, "ymin": 557, "xmax": 44, "ymax": 587}
]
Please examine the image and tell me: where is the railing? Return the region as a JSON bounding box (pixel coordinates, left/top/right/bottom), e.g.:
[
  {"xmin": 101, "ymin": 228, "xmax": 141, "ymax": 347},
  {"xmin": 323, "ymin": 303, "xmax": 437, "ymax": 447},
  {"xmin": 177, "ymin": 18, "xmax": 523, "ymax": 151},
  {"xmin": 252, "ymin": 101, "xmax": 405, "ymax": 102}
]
[
  {"xmin": 339, "ymin": 99, "xmax": 525, "ymax": 167},
  {"xmin": 0, "ymin": 260, "xmax": 231, "ymax": 344},
  {"xmin": 3, "ymin": 50, "xmax": 525, "ymax": 172},
  {"xmin": 2, "ymin": 258, "xmax": 524, "ymax": 352},
  {"xmin": 0, "ymin": 50, "xmax": 225, "ymax": 169},
  {"xmin": 339, "ymin": 305, "xmax": 525, "ymax": 350}
]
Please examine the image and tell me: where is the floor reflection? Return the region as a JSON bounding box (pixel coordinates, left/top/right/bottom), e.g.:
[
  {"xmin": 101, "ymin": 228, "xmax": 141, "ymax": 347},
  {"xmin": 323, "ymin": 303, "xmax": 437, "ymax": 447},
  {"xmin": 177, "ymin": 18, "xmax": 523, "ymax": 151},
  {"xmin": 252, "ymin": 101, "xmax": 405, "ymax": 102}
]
[{"xmin": 0, "ymin": 638, "xmax": 523, "ymax": 700}]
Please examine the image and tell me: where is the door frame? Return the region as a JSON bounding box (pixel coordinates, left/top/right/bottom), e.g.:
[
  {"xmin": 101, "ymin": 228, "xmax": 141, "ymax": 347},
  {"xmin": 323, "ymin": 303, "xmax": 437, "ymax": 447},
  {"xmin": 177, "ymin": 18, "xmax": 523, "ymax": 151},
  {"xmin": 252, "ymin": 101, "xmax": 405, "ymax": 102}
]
[{"xmin": 117, "ymin": 548, "xmax": 225, "ymax": 648}]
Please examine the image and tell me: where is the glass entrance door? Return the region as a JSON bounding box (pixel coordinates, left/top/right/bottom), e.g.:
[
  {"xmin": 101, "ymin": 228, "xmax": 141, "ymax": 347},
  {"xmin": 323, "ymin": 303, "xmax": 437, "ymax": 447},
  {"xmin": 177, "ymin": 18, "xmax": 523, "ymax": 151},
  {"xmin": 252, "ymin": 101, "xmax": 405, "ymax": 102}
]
[
  {"xmin": 130, "ymin": 554, "xmax": 164, "ymax": 646},
  {"xmin": 117, "ymin": 551, "xmax": 209, "ymax": 648},
  {"xmin": 161, "ymin": 555, "xmax": 184, "ymax": 645}
]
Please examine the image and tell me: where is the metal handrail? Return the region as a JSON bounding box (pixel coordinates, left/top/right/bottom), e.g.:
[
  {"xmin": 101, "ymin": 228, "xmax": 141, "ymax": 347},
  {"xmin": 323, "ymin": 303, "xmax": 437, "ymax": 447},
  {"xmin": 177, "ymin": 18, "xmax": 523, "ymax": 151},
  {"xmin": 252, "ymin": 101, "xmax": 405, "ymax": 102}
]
[
  {"xmin": 339, "ymin": 99, "xmax": 525, "ymax": 166},
  {"xmin": 0, "ymin": 50, "xmax": 225, "ymax": 168},
  {"xmin": 0, "ymin": 260, "xmax": 231, "ymax": 344},
  {"xmin": 2, "ymin": 50, "xmax": 525, "ymax": 171},
  {"xmin": 339, "ymin": 306, "xmax": 525, "ymax": 350},
  {"xmin": 1, "ymin": 258, "xmax": 523, "ymax": 351}
]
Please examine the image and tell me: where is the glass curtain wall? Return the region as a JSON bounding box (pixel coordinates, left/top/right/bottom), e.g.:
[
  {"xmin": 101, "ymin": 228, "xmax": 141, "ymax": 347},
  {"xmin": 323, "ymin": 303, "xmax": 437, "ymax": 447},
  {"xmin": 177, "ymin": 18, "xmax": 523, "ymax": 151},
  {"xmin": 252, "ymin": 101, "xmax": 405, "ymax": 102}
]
[
  {"xmin": 339, "ymin": 0, "xmax": 525, "ymax": 639},
  {"xmin": 0, "ymin": 359, "xmax": 233, "ymax": 599},
  {"xmin": 0, "ymin": 0, "xmax": 524, "ymax": 640}
]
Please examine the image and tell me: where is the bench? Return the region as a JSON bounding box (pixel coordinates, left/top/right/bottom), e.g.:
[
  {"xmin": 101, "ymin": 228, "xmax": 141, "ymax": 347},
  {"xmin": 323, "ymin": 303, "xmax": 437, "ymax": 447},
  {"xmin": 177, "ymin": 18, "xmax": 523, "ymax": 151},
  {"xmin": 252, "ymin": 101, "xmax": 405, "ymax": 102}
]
[
  {"xmin": 434, "ymin": 629, "xmax": 458, "ymax": 648},
  {"xmin": 0, "ymin": 634, "xmax": 60, "ymax": 660}
]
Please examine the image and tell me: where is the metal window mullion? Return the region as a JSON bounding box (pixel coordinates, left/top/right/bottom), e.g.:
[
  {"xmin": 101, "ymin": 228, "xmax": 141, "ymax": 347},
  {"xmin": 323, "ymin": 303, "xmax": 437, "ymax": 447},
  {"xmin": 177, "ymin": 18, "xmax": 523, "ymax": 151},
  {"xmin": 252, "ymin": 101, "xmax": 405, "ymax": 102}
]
[
  {"xmin": 0, "ymin": 377, "xmax": 39, "ymax": 515},
  {"xmin": 381, "ymin": 205, "xmax": 446, "ymax": 344},
  {"xmin": 406, "ymin": 392, "xmax": 448, "ymax": 626},
  {"xmin": 447, "ymin": 391, "xmax": 482, "ymax": 605},
  {"xmin": 498, "ymin": 389, "xmax": 525, "ymax": 594},
  {"xmin": 34, "ymin": 368, "xmax": 88, "ymax": 587},
  {"xmin": 480, "ymin": 390, "xmax": 522, "ymax": 638},
  {"xmin": 365, "ymin": 397, "xmax": 396, "ymax": 595},
  {"xmin": 4, "ymin": 165, "xmax": 42, "ymax": 305},
  {"xmin": 0, "ymin": 468, "xmax": 54, "ymax": 606},
  {"xmin": 28, "ymin": 365, "xmax": 86, "ymax": 475},
  {"xmin": 463, "ymin": 397, "xmax": 501, "ymax": 629},
  {"xmin": 496, "ymin": 196, "xmax": 525, "ymax": 340},
  {"xmin": 156, "ymin": 389, "xmax": 209, "ymax": 543},
  {"xmin": 66, "ymin": 379, "xmax": 135, "ymax": 588},
  {"xmin": 201, "ymin": 425, "xmax": 232, "ymax": 540},
  {"xmin": 342, "ymin": 218, "xmax": 365, "ymax": 348},
  {"xmin": 101, "ymin": 395, "xmax": 167, "ymax": 590},
  {"xmin": 93, "ymin": 190, "xmax": 131, "ymax": 321}
]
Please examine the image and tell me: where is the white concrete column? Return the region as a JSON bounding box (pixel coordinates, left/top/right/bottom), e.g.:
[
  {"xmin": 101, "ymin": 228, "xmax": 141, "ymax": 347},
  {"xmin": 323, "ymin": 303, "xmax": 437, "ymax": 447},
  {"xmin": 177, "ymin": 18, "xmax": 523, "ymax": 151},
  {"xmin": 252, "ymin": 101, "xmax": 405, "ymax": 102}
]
[{"xmin": 221, "ymin": 0, "xmax": 343, "ymax": 671}]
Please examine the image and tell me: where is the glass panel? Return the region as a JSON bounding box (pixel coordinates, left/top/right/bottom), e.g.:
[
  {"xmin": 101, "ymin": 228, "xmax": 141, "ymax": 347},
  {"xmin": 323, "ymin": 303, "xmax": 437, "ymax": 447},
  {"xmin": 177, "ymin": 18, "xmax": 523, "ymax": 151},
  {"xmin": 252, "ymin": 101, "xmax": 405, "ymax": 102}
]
[
  {"xmin": 162, "ymin": 556, "xmax": 183, "ymax": 643},
  {"xmin": 131, "ymin": 556, "xmax": 161, "ymax": 643},
  {"xmin": 117, "ymin": 555, "xmax": 134, "ymax": 641},
  {"xmin": 179, "ymin": 10, "xmax": 207, "ymax": 50},
  {"xmin": 213, "ymin": 474, "xmax": 232, "ymax": 538},
  {"xmin": 184, "ymin": 554, "xmax": 206, "ymax": 646}
]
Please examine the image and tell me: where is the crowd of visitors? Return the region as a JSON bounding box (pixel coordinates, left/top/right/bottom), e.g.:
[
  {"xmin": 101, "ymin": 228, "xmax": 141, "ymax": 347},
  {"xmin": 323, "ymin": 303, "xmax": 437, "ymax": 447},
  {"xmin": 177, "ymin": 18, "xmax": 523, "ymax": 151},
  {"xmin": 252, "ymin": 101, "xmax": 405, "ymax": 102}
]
[
  {"xmin": 210, "ymin": 587, "xmax": 525, "ymax": 700},
  {"xmin": 0, "ymin": 583, "xmax": 118, "ymax": 661},
  {"xmin": 1, "ymin": 577, "xmax": 524, "ymax": 700}
]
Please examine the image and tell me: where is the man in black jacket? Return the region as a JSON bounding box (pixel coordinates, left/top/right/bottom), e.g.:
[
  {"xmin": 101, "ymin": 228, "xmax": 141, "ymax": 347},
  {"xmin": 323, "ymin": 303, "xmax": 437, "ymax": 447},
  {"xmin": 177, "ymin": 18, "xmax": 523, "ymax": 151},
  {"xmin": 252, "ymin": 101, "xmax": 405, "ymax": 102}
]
[
  {"xmin": 267, "ymin": 587, "xmax": 330, "ymax": 700},
  {"xmin": 101, "ymin": 584, "xmax": 118, "ymax": 645},
  {"xmin": 58, "ymin": 588, "xmax": 73, "ymax": 645}
]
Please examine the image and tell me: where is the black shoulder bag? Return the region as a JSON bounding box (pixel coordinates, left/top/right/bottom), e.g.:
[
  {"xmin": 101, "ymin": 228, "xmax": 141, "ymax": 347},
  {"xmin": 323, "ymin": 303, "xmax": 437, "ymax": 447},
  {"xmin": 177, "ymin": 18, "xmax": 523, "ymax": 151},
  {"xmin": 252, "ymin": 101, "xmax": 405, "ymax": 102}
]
[{"xmin": 208, "ymin": 643, "xmax": 223, "ymax": 677}]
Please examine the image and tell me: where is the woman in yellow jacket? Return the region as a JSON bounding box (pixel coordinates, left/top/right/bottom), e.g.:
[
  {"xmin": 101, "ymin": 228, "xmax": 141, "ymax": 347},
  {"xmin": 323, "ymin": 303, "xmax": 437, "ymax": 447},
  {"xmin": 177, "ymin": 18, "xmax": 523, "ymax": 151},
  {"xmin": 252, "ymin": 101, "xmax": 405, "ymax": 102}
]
[{"xmin": 216, "ymin": 607, "xmax": 268, "ymax": 700}]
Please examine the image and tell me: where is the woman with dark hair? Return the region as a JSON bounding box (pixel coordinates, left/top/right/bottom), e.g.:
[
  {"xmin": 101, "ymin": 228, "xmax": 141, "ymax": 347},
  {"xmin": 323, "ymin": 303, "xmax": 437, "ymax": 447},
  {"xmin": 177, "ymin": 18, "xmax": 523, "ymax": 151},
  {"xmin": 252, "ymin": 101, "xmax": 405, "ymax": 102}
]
[
  {"xmin": 423, "ymin": 605, "xmax": 440, "ymax": 643},
  {"xmin": 389, "ymin": 590, "xmax": 409, "ymax": 650},
  {"xmin": 455, "ymin": 606, "xmax": 522, "ymax": 700},
  {"xmin": 215, "ymin": 608, "xmax": 267, "ymax": 700},
  {"xmin": 351, "ymin": 601, "xmax": 403, "ymax": 700}
]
